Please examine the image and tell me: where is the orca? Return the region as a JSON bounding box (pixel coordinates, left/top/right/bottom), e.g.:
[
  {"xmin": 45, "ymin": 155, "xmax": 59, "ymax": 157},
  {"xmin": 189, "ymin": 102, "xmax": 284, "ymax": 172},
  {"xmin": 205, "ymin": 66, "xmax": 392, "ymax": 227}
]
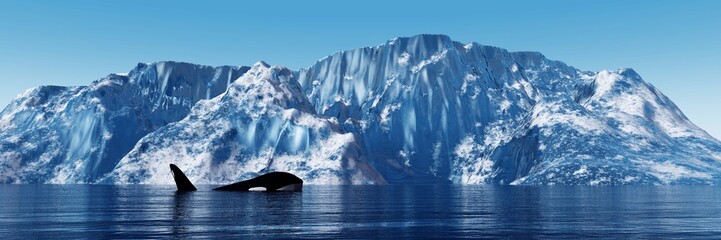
[
  {"xmin": 170, "ymin": 164, "xmax": 198, "ymax": 191},
  {"xmin": 169, "ymin": 164, "xmax": 303, "ymax": 192}
]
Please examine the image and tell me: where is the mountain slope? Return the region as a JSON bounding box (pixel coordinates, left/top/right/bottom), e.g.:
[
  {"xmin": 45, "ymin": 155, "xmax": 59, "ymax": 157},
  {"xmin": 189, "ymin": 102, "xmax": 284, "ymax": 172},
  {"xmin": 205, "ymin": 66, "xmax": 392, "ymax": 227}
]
[
  {"xmin": 1, "ymin": 34, "xmax": 720, "ymax": 185},
  {"xmin": 294, "ymin": 34, "xmax": 721, "ymax": 184},
  {"xmin": 103, "ymin": 62, "xmax": 385, "ymax": 184},
  {"xmin": 0, "ymin": 62, "xmax": 248, "ymax": 183}
]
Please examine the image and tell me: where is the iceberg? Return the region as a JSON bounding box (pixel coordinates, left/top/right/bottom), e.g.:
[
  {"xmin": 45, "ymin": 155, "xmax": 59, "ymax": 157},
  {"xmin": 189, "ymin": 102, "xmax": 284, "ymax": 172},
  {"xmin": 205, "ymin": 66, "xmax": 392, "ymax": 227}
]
[{"xmin": 2, "ymin": 34, "xmax": 720, "ymax": 185}]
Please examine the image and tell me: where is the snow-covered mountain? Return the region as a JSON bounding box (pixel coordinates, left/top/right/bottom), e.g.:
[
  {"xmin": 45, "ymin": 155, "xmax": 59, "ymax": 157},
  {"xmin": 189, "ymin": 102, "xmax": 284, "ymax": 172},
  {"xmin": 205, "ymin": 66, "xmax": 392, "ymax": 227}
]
[
  {"xmin": 294, "ymin": 35, "xmax": 721, "ymax": 185},
  {"xmin": 0, "ymin": 62, "xmax": 248, "ymax": 183},
  {"xmin": 2, "ymin": 34, "xmax": 720, "ymax": 185},
  {"xmin": 102, "ymin": 62, "xmax": 385, "ymax": 185}
]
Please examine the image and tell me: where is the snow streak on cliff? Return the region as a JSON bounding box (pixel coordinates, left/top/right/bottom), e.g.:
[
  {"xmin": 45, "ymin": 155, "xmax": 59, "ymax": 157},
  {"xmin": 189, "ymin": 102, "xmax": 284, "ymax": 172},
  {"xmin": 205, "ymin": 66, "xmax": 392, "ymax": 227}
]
[{"xmin": 2, "ymin": 35, "xmax": 720, "ymax": 185}]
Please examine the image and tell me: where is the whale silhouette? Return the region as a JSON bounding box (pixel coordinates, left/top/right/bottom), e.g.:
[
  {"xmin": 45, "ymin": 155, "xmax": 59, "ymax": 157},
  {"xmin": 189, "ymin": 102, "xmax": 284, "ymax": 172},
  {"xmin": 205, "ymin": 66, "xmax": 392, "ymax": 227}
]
[{"xmin": 169, "ymin": 164, "xmax": 303, "ymax": 192}]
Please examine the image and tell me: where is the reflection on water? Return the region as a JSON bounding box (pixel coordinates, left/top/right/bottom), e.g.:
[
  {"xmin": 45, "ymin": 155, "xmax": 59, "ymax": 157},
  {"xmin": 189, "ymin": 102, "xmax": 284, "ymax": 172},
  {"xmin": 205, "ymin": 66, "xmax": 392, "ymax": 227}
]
[
  {"xmin": 172, "ymin": 192, "xmax": 193, "ymax": 237},
  {"xmin": 1, "ymin": 185, "xmax": 721, "ymax": 239}
]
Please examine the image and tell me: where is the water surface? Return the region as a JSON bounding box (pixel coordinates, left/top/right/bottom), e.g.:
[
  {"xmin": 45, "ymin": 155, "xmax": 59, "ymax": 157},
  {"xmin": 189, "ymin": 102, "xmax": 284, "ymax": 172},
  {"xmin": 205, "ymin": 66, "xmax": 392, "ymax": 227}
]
[{"xmin": 1, "ymin": 185, "xmax": 720, "ymax": 239}]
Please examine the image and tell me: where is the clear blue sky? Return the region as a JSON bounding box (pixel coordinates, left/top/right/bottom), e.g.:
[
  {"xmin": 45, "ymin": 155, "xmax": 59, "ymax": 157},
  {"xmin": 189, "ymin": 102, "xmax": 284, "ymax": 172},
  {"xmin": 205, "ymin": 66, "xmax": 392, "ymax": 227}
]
[{"xmin": 1, "ymin": 0, "xmax": 719, "ymax": 139}]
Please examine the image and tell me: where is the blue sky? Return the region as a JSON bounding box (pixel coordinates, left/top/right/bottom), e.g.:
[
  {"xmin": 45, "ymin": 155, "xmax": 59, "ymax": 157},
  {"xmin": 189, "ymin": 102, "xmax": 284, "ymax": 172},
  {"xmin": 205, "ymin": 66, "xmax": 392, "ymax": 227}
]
[{"xmin": 1, "ymin": 0, "xmax": 719, "ymax": 138}]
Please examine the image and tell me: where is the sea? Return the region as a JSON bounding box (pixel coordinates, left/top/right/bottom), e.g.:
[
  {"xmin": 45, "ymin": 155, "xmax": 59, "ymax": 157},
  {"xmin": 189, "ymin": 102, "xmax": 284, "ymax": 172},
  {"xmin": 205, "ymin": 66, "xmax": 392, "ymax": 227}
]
[{"xmin": 1, "ymin": 184, "xmax": 721, "ymax": 239}]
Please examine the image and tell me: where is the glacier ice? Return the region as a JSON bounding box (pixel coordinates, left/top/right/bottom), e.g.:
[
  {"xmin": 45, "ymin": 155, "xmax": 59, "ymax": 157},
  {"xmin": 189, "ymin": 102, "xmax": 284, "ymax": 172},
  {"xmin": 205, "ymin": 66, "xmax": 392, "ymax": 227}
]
[
  {"xmin": 101, "ymin": 62, "xmax": 386, "ymax": 184},
  {"xmin": 2, "ymin": 34, "xmax": 721, "ymax": 185},
  {"xmin": 0, "ymin": 62, "xmax": 248, "ymax": 183}
]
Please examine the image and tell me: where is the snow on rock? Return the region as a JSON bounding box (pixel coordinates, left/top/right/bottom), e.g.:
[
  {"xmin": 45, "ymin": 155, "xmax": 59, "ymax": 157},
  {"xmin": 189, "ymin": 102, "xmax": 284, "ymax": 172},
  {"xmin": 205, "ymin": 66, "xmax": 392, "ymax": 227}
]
[
  {"xmin": 0, "ymin": 61, "xmax": 248, "ymax": 183},
  {"xmin": 2, "ymin": 34, "xmax": 721, "ymax": 185},
  {"xmin": 294, "ymin": 34, "xmax": 721, "ymax": 185},
  {"xmin": 102, "ymin": 62, "xmax": 386, "ymax": 185}
]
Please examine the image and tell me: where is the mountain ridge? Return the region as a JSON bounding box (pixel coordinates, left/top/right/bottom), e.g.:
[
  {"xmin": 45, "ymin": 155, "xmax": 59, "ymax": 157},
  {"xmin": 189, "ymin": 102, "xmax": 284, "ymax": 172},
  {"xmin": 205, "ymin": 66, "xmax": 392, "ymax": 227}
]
[{"xmin": 2, "ymin": 34, "xmax": 720, "ymax": 185}]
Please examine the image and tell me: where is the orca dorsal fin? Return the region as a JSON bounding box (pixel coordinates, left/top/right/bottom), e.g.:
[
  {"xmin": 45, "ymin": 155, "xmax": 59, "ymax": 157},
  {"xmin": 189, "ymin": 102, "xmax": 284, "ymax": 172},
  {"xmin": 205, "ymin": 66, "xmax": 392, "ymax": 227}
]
[{"xmin": 169, "ymin": 164, "xmax": 197, "ymax": 191}]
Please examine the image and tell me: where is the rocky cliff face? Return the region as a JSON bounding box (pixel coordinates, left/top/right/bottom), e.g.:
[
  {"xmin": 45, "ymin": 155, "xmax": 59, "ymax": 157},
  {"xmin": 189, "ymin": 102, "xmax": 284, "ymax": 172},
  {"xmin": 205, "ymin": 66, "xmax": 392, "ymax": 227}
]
[
  {"xmin": 103, "ymin": 62, "xmax": 385, "ymax": 185},
  {"xmin": 0, "ymin": 62, "xmax": 247, "ymax": 183},
  {"xmin": 2, "ymin": 34, "xmax": 720, "ymax": 185}
]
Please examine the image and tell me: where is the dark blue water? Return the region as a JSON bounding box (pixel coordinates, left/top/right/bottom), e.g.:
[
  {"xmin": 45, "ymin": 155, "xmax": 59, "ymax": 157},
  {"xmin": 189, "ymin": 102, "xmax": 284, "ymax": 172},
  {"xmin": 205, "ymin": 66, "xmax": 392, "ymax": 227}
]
[{"xmin": 1, "ymin": 185, "xmax": 721, "ymax": 239}]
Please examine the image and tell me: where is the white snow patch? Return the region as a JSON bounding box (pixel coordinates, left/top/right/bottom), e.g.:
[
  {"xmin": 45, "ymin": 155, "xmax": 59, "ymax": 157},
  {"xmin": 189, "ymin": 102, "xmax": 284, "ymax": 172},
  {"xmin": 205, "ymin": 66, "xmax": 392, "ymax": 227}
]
[
  {"xmin": 538, "ymin": 143, "xmax": 547, "ymax": 151},
  {"xmin": 411, "ymin": 49, "xmax": 447, "ymax": 73},
  {"xmin": 398, "ymin": 52, "xmax": 411, "ymax": 66},
  {"xmin": 641, "ymin": 160, "xmax": 712, "ymax": 183},
  {"xmin": 510, "ymin": 176, "xmax": 528, "ymax": 185},
  {"xmin": 399, "ymin": 150, "xmax": 413, "ymax": 168},
  {"xmin": 461, "ymin": 73, "xmax": 478, "ymax": 94},
  {"xmin": 380, "ymin": 103, "xmax": 401, "ymax": 126},
  {"xmin": 499, "ymin": 99, "xmax": 512, "ymax": 112},
  {"xmin": 623, "ymin": 176, "xmax": 638, "ymax": 183},
  {"xmin": 463, "ymin": 73, "xmax": 477, "ymax": 82},
  {"xmin": 102, "ymin": 131, "xmax": 113, "ymax": 141},
  {"xmin": 388, "ymin": 37, "xmax": 399, "ymax": 45},
  {"xmin": 531, "ymin": 101, "xmax": 607, "ymax": 135},
  {"xmin": 589, "ymin": 177, "xmax": 608, "ymax": 185},
  {"xmin": 573, "ymin": 165, "xmax": 589, "ymax": 176},
  {"xmin": 453, "ymin": 135, "xmax": 495, "ymax": 184}
]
